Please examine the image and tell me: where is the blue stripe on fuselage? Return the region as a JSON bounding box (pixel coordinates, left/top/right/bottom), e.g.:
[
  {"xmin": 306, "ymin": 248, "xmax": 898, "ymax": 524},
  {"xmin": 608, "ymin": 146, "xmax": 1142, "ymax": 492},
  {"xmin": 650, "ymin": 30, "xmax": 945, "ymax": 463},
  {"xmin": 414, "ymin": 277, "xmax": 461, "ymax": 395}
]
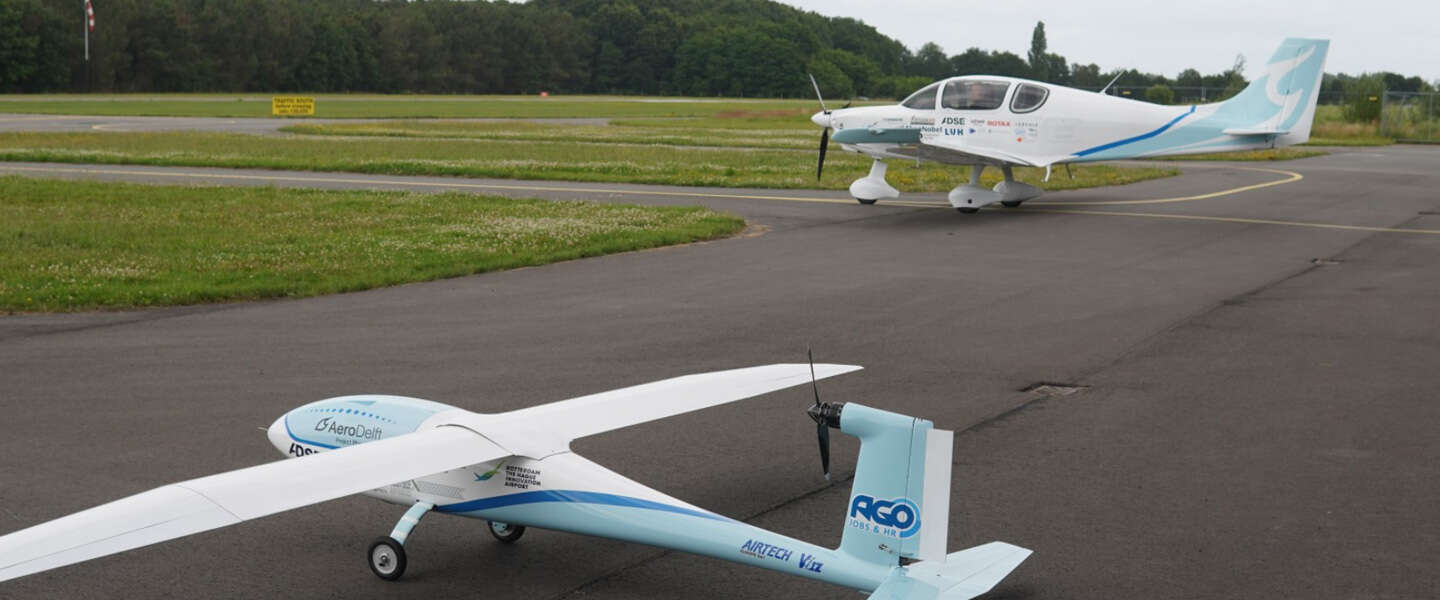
[
  {"xmin": 1073, "ymin": 105, "xmax": 1196, "ymax": 157},
  {"xmin": 437, "ymin": 490, "xmax": 733, "ymax": 522}
]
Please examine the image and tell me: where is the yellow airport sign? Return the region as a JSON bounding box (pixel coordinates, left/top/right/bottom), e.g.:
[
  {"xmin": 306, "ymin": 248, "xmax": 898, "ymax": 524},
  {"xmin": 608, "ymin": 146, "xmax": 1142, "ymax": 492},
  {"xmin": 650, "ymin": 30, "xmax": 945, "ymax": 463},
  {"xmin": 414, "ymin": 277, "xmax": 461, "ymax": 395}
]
[{"xmin": 272, "ymin": 96, "xmax": 315, "ymax": 116}]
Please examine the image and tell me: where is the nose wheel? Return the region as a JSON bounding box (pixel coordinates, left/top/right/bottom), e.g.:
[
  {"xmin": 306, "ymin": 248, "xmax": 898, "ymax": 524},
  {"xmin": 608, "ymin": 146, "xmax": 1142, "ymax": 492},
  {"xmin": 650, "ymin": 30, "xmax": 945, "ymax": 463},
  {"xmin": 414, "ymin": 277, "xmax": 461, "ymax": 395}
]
[
  {"xmin": 368, "ymin": 501, "xmax": 434, "ymax": 581},
  {"xmin": 488, "ymin": 520, "xmax": 527, "ymax": 543},
  {"xmin": 368, "ymin": 537, "xmax": 407, "ymax": 581}
]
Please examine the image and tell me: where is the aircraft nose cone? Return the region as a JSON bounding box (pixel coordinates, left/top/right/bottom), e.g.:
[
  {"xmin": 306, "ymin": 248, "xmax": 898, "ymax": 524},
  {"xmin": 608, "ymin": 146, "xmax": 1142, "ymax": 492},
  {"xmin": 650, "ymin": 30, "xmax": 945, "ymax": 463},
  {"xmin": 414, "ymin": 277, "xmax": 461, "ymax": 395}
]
[
  {"xmin": 267, "ymin": 415, "xmax": 290, "ymax": 455},
  {"xmin": 811, "ymin": 111, "xmax": 832, "ymax": 129}
]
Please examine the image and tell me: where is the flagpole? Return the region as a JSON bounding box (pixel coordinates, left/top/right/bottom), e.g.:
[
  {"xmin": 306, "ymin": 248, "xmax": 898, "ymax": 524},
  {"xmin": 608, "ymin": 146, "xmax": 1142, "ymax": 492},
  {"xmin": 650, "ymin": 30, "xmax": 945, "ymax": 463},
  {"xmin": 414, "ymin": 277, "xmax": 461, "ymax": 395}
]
[{"xmin": 83, "ymin": 0, "xmax": 89, "ymax": 62}]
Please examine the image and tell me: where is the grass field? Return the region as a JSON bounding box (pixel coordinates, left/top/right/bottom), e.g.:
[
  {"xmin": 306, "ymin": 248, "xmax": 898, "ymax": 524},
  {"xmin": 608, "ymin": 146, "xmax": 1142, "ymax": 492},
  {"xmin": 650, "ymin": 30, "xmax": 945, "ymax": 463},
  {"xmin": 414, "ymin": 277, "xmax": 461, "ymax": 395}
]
[
  {"xmin": 282, "ymin": 114, "xmax": 821, "ymax": 149},
  {"xmin": 0, "ymin": 94, "xmax": 836, "ymax": 119},
  {"xmin": 1305, "ymin": 104, "xmax": 1394, "ymax": 146},
  {"xmin": 0, "ymin": 177, "xmax": 744, "ymax": 312},
  {"xmin": 0, "ymin": 129, "xmax": 1179, "ymax": 192}
]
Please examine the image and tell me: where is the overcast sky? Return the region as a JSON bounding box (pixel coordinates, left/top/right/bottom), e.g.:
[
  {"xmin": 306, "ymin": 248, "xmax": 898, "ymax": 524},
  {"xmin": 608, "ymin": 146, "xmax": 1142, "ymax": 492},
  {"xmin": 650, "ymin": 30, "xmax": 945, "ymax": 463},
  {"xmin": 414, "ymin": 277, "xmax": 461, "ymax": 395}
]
[{"xmin": 776, "ymin": 0, "xmax": 1439, "ymax": 83}]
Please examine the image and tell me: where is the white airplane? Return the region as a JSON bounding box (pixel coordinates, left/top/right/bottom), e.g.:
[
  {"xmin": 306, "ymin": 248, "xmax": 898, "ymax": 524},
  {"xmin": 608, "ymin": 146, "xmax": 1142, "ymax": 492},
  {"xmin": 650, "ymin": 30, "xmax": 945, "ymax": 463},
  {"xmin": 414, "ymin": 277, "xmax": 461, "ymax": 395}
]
[
  {"xmin": 0, "ymin": 364, "xmax": 1031, "ymax": 599},
  {"xmin": 810, "ymin": 38, "xmax": 1329, "ymax": 212}
]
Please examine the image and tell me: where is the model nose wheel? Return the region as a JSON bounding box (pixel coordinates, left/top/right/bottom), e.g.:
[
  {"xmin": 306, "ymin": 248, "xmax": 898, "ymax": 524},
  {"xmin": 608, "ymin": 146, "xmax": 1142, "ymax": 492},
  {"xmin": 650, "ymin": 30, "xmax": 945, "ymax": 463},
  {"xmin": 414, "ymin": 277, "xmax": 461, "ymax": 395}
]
[
  {"xmin": 369, "ymin": 501, "xmax": 433, "ymax": 581},
  {"xmin": 368, "ymin": 536, "xmax": 407, "ymax": 581},
  {"xmin": 488, "ymin": 520, "xmax": 527, "ymax": 543}
]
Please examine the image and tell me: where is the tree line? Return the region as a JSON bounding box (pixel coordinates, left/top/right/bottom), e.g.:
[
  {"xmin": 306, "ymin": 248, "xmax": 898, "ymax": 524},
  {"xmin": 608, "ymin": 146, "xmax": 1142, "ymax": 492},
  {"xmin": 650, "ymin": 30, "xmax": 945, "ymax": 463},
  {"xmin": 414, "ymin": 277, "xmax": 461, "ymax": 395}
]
[{"xmin": 0, "ymin": 0, "xmax": 1433, "ymax": 114}]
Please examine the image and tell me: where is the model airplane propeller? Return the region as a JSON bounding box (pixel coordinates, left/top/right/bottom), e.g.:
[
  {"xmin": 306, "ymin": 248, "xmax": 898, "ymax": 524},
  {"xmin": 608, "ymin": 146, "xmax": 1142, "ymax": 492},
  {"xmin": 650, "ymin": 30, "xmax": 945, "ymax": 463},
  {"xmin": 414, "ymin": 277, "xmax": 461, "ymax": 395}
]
[
  {"xmin": 810, "ymin": 37, "xmax": 1329, "ymax": 212},
  {"xmin": 0, "ymin": 364, "xmax": 1030, "ymax": 599}
]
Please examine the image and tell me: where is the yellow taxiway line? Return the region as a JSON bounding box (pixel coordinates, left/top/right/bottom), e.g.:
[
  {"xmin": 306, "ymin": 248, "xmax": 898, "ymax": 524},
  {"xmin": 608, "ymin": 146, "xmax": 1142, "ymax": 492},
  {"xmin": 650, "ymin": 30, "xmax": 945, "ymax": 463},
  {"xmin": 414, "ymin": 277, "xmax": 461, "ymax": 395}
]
[
  {"xmin": 1029, "ymin": 166, "xmax": 1304, "ymax": 206},
  {"xmin": 2, "ymin": 163, "xmax": 1437, "ymax": 236}
]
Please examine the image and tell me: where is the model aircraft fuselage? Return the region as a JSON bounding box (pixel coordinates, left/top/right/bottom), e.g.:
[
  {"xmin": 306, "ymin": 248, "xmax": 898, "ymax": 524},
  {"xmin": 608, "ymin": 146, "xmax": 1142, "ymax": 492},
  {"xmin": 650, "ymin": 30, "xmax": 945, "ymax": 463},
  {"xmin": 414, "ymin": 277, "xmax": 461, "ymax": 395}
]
[
  {"xmin": 269, "ymin": 393, "xmax": 898, "ymax": 589},
  {"xmin": 810, "ymin": 38, "xmax": 1329, "ymax": 212}
]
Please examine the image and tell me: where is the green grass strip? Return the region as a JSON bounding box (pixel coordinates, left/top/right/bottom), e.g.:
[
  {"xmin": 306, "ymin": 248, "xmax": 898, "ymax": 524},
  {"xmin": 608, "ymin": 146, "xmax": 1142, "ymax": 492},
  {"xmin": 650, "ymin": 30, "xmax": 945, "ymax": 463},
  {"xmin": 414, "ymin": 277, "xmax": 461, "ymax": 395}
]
[
  {"xmin": 0, "ymin": 176, "xmax": 744, "ymax": 312},
  {"xmin": 0, "ymin": 95, "xmax": 829, "ymax": 119},
  {"xmin": 0, "ymin": 131, "xmax": 1178, "ymax": 193}
]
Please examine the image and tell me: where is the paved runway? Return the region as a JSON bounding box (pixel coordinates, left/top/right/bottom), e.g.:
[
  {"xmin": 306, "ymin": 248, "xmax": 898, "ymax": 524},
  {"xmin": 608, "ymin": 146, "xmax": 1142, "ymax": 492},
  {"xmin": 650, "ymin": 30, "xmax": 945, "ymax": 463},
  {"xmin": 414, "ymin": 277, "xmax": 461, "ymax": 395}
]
[{"xmin": 1, "ymin": 140, "xmax": 1438, "ymax": 599}]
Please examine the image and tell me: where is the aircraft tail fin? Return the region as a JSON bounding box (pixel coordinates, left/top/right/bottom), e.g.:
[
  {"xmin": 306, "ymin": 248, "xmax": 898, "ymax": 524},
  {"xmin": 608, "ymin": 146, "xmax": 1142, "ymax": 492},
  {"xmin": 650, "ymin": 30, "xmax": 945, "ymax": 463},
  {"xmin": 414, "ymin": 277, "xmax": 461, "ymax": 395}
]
[
  {"xmin": 834, "ymin": 403, "xmax": 953, "ymax": 566},
  {"xmin": 1217, "ymin": 38, "xmax": 1330, "ymax": 146}
]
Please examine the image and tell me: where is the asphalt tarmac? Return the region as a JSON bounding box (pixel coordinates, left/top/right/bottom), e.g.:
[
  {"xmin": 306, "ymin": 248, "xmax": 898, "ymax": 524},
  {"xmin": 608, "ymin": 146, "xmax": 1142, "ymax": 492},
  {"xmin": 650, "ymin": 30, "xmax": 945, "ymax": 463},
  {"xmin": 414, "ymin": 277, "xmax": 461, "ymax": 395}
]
[{"xmin": 1, "ymin": 132, "xmax": 1437, "ymax": 599}]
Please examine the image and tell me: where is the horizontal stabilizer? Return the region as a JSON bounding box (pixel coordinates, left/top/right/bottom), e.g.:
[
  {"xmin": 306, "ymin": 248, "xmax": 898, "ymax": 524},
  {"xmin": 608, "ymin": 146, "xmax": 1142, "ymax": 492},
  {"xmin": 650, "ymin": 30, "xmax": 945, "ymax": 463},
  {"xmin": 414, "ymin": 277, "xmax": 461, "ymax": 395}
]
[
  {"xmin": 0, "ymin": 426, "xmax": 509, "ymax": 583},
  {"xmin": 866, "ymin": 542, "xmax": 1032, "ymax": 600},
  {"xmin": 1223, "ymin": 127, "xmax": 1290, "ymax": 136}
]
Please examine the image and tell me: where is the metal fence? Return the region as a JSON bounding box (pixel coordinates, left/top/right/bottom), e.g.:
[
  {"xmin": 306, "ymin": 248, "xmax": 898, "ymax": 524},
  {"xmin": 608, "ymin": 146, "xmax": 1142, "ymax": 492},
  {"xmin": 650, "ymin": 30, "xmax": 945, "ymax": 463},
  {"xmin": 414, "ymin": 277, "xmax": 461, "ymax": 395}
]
[{"xmin": 1380, "ymin": 92, "xmax": 1440, "ymax": 143}]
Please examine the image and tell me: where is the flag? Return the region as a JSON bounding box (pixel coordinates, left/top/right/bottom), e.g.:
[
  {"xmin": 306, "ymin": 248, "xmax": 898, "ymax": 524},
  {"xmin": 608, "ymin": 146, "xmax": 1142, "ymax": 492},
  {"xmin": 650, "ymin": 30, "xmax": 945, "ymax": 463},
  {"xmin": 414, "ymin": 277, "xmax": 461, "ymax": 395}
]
[{"xmin": 85, "ymin": 0, "xmax": 95, "ymax": 32}]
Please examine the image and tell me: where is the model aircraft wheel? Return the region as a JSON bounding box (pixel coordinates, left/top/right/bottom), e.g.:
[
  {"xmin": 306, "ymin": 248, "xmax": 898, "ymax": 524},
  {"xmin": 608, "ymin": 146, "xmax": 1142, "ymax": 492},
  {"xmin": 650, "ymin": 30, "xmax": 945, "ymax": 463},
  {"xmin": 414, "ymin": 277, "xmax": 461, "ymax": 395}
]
[
  {"xmin": 854, "ymin": 197, "xmax": 878, "ymax": 205},
  {"xmin": 368, "ymin": 536, "xmax": 407, "ymax": 581},
  {"xmin": 488, "ymin": 521, "xmax": 526, "ymax": 543},
  {"xmin": 956, "ymin": 207, "xmax": 980, "ymax": 214},
  {"xmin": 1000, "ymin": 200, "xmax": 1023, "ymax": 208}
]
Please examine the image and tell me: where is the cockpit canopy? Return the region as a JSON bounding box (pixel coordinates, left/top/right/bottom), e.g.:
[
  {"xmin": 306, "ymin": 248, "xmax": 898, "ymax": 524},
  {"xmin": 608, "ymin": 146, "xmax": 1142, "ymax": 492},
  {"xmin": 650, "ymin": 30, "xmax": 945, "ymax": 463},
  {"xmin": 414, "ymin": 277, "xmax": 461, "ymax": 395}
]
[
  {"xmin": 942, "ymin": 80, "xmax": 1009, "ymax": 110},
  {"xmin": 899, "ymin": 78, "xmax": 1050, "ymax": 113}
]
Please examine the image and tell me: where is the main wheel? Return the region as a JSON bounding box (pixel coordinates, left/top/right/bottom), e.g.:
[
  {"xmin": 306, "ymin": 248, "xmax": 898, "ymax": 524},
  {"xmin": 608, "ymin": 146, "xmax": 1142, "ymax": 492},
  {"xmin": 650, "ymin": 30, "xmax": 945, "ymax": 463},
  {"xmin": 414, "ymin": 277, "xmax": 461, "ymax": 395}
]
[
  {"xmin": 956, "ymin": 207, "xmax": 980, "ymax": 214},
  {"xmin": 488, "ymin": 521, "xmax": 526, "ymax": 544},
  {"xmin": 368, "ymin": 536, "xmax": 407, "ymax": 581},
  {"xmin": 1000, "ymin": 200, "xmax": 1023, "ymax": 208},
  {"xmin": 855, "ymin": 197, "xmax": 878, "ymax": 205}
]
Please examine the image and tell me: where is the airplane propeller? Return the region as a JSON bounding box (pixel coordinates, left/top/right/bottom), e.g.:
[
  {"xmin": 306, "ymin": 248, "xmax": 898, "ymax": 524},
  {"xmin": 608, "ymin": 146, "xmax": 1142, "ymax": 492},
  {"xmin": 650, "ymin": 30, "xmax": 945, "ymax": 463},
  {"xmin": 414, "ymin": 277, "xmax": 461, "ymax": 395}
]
[
  {"xmin": 807, "ymin": 73, "xmax": 831, "ymax": 181},
  {"xmin": 805, "ymin": 348, "xmax": 844, "ymax": 480}
]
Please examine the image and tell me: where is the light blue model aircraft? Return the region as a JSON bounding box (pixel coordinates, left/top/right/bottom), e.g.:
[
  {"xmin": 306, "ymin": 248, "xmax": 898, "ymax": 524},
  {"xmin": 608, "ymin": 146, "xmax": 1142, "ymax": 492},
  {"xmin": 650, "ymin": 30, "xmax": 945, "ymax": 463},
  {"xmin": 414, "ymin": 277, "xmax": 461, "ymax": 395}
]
[
  {"xmin": 810, "ymin": 38, "xmax": 1329, "ymax": 211},
  {"xmin": 0, "ymin": 364, "xmax": 1030, "ymax": 599}
]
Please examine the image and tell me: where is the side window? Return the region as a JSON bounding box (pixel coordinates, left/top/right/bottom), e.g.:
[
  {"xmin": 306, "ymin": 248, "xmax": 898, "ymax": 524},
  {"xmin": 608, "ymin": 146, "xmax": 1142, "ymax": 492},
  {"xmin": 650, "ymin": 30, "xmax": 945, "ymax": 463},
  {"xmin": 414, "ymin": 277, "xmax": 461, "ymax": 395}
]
[
  {"xmin": 1010, "ymin": 83, "xmax": 1049, "ymax": 113},
  {"xmin": 901, "ymin": 83, "xmax": 941, "ymax": 110},
  {"xmin": 941, "ymin": 80, "xmax": 1011, "ymax": 110}
]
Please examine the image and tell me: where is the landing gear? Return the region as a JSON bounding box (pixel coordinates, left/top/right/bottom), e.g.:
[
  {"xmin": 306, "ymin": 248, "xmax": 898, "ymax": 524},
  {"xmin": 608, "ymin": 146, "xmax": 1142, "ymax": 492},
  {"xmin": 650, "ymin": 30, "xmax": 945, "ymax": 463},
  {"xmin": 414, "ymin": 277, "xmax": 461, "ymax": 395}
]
[
  {"xmin": 488, "ymin": 520, "xmax": 527, "ymax": 543},
  {"xmin": 368, "ymin": 537, "xmax": 408, "ymax": 581},
  {"xmin": 948, "ymin": 165, "xmax": 1000, "ymax": 213},
  {"xmin": 368, "ymin": 501, "xmax": 434, "ymax": 581},
  {"xmin": 993, "ymin": 165, "xmax": 1043, "ymax": 207},
  {"xmin": 849, "ymin": 159, "xmax": 900, "ymax": 204},
  {"xmin": 947, "ymin": 165, "xmax": 1044, "ymax": 213}
]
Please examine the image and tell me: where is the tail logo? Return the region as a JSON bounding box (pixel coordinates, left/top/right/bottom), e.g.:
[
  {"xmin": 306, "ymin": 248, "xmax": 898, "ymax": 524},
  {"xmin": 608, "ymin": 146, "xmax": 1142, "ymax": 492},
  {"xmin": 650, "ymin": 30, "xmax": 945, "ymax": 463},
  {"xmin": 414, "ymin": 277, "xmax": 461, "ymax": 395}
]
[{"xmin": 848, "ymin": 495, "xmax": 920, "ymax": 539}]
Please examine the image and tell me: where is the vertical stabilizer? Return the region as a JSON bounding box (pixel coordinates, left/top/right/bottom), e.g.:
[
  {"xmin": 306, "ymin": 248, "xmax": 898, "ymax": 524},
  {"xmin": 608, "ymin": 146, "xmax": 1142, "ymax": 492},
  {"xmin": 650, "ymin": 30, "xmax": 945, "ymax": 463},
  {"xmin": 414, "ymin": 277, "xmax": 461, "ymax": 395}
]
[
  {"xmin": 1217, "ymin": 38, "xmax": 1330, "ymax": 145},
  {"xmin": 837, "ymin": 404, "xmax": 952, "ymax": 566}
]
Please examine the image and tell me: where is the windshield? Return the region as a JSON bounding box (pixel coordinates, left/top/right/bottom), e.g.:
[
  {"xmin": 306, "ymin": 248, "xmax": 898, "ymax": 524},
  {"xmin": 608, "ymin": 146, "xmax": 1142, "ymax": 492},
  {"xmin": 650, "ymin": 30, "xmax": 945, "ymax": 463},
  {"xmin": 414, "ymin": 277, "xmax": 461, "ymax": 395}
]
[
  {"xmin": 941, "ymin": 80, "xmax": 1010, "ymax": 110},
  {"xmin": 901, "ymin": 82, "xmax": 941, "ymax": 110}
]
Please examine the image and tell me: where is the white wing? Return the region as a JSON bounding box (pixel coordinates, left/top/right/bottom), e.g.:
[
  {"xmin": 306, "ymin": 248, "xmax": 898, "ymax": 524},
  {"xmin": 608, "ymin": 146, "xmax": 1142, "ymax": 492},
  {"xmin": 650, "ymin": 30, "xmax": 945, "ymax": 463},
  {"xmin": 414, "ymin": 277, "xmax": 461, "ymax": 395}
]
[
  {"xmin": 919, "ymin": 136, "xmax": 1050, "ymax": 167},
  {"xmin": 0, "ymin": 425, "xmax": 507, "ymax": 583},
  {"xmin": 461, "ymin": 363, "xmax": 863, "ymax": 457}
]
